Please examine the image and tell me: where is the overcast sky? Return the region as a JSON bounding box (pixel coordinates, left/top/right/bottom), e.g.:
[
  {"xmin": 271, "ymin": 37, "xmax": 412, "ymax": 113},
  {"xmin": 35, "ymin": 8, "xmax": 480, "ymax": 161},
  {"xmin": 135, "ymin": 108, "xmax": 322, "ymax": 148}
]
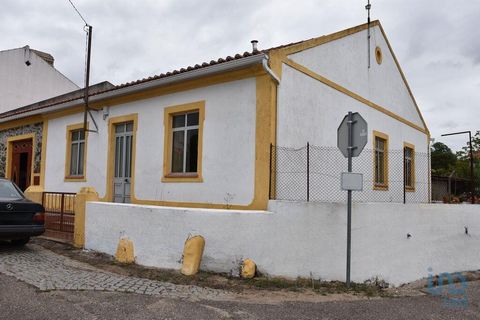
[{"xmin": 1, "ymin": 0, "xmax": 479, "ymax": 151}]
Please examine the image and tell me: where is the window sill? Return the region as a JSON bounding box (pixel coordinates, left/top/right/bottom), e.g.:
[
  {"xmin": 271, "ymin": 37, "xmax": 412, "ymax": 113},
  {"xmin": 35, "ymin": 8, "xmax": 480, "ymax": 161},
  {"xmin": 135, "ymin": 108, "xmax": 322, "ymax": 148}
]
[
  {"xmin": 373, "ymin": 184, "xmax": 389, "ymax": 191},
  {"xmin": 162, "ymin": 173, "xmax": 203, "ymax": 183},
  {"xmin": 64, "ymin": 176, "xmax": 86, "ymax": 182}
]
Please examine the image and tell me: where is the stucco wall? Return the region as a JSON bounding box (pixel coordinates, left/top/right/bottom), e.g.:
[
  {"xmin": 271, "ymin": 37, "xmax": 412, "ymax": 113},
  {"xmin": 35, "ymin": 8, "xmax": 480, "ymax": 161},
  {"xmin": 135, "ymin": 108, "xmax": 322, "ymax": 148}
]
[
  {"xmin": 85, "ymin": 200, "xmax": 480, "ymax": 286},
  {"xmin": 0, "ymin": 48, "xmax": 79, "ymax": 113},
  {"xmin": 276, "ymin": 30, "xmax": 430, "ymax": 202},
  {"xmin": 0, "ymin": 122, "xmax": 43, "ymax": 177},
  {"xmin": 45, "ymin": 78, "xmax": 256, "ymax": 206},
  {"xmin": 288, "ymin": 25, "xmax": 424, "ymax": 128}
]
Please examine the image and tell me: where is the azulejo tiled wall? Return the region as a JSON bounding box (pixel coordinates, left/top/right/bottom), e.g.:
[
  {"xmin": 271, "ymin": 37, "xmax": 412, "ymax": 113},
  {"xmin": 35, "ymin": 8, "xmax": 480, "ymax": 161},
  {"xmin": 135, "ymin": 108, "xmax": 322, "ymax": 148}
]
[{"xmin": 0, "ymin": 123, "xmax": 43, "ymax": 178}]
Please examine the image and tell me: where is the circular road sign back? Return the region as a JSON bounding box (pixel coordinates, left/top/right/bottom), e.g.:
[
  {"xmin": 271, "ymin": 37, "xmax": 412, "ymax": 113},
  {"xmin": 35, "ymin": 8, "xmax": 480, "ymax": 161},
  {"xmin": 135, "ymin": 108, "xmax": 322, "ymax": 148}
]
[{"xmin": 337, "ymin": 112, "xmax": 368, "ymax": 158}]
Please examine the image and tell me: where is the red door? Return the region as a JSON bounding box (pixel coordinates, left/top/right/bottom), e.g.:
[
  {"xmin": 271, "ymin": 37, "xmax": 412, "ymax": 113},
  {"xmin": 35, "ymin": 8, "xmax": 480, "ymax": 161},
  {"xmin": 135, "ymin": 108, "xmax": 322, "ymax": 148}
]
[{"xmin": 10, "ymin": 139, "xmax": 33, "ymax": 191}]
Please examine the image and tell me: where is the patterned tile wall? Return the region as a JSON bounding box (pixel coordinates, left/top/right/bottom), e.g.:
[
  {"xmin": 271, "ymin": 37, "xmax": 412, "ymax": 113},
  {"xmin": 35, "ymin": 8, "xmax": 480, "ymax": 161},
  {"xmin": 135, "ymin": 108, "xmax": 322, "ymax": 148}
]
[{"xmin": 0, "ymin": 122, "xmax": 43, "ymax": 177}]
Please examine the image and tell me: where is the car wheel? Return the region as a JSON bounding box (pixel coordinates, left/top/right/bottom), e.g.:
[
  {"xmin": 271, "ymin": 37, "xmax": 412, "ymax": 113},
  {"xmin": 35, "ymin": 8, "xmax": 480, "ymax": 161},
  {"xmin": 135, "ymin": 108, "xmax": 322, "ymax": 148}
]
[{"xmin": 11, "ymin": 238, "xmax": 30, "ymax": 246}]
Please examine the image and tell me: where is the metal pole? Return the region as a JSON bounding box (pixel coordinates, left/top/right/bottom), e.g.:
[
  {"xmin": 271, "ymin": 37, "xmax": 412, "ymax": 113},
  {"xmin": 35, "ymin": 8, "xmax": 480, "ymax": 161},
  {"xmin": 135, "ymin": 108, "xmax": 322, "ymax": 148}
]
[
  {"xmin": 346, "ymin": 112, "xmax": 353, "ymax": 288},
  {"xmin": 307, "ymin": 142, "xmax": 310, "ymax": 202},
  {"xmin": 403, "ymin": 147, "xmax": 406, "ymax": 204},
  {"xmin": 83, "ymin": 25, "xmax": 92, "ymax": 132},
  {"xmin": 469, "ymin": 131, "xmax": 475, "ymax": 204}
]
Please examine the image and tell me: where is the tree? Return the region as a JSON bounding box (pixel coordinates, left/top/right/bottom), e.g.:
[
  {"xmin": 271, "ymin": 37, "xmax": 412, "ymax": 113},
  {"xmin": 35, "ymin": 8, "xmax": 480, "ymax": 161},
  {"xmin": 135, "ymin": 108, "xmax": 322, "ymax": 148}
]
[{"xmin": 431, "ymin": 142, "xmax": 457, "ymax": 176}]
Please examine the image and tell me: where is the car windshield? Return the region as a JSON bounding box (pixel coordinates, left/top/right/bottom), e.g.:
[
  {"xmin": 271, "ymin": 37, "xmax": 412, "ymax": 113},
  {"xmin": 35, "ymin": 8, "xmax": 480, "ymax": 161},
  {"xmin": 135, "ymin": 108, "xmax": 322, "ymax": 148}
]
[{"xmin": 0, "ymin": 180, "xmax": 24, "ymax": 200}]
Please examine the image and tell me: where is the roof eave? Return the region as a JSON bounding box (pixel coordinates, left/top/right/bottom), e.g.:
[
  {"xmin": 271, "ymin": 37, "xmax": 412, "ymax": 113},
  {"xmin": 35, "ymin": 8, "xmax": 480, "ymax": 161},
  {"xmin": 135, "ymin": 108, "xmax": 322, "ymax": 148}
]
[{"xmin": 0, "ymin": 53, "xmax": 267, "ymax": 123}]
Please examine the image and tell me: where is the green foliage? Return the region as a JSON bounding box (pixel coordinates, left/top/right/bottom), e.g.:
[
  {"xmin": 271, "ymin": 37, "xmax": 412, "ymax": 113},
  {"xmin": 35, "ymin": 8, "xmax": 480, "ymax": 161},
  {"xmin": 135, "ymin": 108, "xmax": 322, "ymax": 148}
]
[{"xmin": 431, "ymin": 142, "xmax": 457, "ymax": 176}]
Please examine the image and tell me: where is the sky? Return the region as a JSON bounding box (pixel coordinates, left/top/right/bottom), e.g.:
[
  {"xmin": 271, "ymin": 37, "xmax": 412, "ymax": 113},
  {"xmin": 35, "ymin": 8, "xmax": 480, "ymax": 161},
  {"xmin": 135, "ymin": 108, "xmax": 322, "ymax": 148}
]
[{"xmin": 1, "ymin": 0, "xmax": 479, "ymax": 151}]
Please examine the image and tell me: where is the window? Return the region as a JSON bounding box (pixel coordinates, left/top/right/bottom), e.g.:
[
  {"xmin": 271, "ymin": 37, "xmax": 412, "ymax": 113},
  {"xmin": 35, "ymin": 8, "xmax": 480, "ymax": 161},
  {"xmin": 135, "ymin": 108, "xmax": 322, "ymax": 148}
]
[
  {"xmin": 172, "ymin": 112, "xmax": 199, "ymax": 173},
  {"xmin": 163, "ymin": 101, "xmax": 204, "ymax": 182},
  {"xmin": 373, "ymin": 131, "xmax": 388, "ymax": 189},
  {"xmin": 65, "ymin": 123, "xmax": 88, "ymax": 181},
  {"xmin": 404, "ymin": 143, "xmax": 415, "ymax": 191}
]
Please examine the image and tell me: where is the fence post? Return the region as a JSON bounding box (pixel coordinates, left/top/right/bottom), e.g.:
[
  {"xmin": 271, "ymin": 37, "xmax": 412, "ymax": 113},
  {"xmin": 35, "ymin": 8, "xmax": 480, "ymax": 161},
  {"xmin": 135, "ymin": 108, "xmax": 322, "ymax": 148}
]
[
  {"xmin": 74, "ymin": 187, "xmax": 99, "ymax": 248},
  {"xmin": 403, "ymin": 147, "xmax": 406, "ymax": 204},
  {"xmin": 307, "ymin": 142, "xmax": 310, "ymax": 202}
]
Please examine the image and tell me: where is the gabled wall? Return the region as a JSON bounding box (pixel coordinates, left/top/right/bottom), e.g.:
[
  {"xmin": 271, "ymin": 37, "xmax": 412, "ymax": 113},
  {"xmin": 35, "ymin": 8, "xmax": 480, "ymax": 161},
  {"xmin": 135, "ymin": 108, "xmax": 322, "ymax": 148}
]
[
  {"xmin": 287, "ymin": 25, "xmax": 426, "ymax": 130},
  {"xmin": 0, "ymin": 47, "xmax": 79, "ymax": 113}
]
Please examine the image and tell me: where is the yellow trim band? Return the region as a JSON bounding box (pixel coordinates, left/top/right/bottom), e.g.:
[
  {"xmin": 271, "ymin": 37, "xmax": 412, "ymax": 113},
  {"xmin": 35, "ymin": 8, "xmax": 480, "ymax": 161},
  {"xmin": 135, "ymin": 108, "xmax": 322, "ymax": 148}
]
[{"xmin": 283, "ymin": 58, "xmax": 428, "ymax": 135}]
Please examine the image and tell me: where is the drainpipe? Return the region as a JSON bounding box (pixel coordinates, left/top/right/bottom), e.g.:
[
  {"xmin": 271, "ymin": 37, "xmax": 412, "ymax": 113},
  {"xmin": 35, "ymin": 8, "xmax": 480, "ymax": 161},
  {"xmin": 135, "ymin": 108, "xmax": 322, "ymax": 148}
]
[{"xmin": 262, "ymin": 57, "xmax": 280, "ymax": 84}]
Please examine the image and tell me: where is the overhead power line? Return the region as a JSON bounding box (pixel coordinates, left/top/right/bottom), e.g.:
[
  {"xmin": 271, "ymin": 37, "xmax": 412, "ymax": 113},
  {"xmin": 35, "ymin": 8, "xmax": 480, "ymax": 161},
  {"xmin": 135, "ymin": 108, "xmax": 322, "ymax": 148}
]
[{"xmin": 67, "ymin": 0, "xmax": 89, "ymax": 25}]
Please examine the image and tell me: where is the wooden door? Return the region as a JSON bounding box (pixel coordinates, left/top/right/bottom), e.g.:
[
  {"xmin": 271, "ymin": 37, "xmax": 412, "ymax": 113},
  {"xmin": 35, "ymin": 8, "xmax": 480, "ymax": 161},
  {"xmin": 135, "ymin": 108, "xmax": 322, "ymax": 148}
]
[{"xmin": 10, "ymin": 139, "xmax": 33, "ymax": 191}]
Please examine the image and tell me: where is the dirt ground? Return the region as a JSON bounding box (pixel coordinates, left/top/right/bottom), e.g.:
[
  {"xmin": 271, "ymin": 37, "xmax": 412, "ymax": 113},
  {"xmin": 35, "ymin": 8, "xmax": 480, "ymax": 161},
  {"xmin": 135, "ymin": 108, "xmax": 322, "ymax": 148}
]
[{"xmin": 31, "ymin": 237, "xmax": 434, "ymax": 303}]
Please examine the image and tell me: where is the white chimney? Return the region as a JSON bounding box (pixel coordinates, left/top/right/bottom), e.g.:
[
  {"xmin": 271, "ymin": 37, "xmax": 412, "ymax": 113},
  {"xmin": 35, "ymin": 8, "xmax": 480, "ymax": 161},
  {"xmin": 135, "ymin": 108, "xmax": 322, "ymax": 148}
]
[{"xmin": 251, "ymin": 40, "xmax": 259, "ymax": 52}]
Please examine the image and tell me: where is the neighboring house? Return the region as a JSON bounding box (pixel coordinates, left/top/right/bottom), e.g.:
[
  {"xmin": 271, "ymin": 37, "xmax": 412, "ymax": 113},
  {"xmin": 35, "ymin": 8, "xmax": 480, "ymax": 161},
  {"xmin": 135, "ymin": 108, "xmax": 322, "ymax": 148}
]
[
  {"xmin": 0, "ymin": 20, "xmax": 429, "ymax": 208},
  {"xmin": 0, "ymin": 46, "xmax": 79, "ymax": 113},
  {"xmin": 0, "ymin": 46, "xmax": 81, "ymax": 191}
]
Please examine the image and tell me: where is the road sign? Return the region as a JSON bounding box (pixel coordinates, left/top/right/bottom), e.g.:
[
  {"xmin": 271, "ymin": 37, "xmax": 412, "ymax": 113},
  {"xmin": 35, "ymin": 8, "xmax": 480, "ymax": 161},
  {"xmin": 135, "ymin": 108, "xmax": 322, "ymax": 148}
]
[
  {"xmin": 337, "ymin": 111, "xmax": 368, "ymax": 289},
  {"xmin": 337, "ymin": 112, "xmax": 368, "ymax": 158},
  {"xmin": 341, "ymin": 172, "xmax": 364, "ymax": 191}
]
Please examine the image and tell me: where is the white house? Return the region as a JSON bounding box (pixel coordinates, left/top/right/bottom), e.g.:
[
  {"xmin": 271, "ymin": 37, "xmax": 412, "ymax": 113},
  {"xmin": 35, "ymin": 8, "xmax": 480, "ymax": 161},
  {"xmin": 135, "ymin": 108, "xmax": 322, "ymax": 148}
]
[
  {"xmin": 0, "ymin": 46, "xmax": 79, "ymax": 113},
  {"xmin": 0, "ymin": 20, "xmax": 430, "ymax": 209},
  {"xmin": 0, "ymin": 46, "xmax": 79, "ymax": 191},
  {"xmin": 14, "ymin": 22, "xmax": 480, "ymax": 288}
]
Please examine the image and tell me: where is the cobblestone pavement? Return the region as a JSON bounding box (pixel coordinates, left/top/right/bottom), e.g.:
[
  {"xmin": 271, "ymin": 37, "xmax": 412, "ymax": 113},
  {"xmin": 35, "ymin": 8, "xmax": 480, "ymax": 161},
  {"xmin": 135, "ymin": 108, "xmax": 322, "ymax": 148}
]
[{"xmin": 0, "ymin": 244, "xmax": 229, "ymax": 300}]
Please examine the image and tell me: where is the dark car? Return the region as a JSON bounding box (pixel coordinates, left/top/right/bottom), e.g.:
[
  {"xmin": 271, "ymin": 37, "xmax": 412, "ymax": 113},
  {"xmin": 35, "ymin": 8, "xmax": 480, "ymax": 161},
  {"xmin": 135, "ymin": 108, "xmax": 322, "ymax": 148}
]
[{"xmin": 0, "ymin": 178, "xmax": 45, "ymax": 245}]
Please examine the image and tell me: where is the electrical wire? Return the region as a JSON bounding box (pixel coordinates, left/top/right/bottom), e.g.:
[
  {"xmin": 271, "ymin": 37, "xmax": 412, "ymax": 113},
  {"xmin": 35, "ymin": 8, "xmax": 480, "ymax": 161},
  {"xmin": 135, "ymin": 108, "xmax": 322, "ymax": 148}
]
[{"xmin": 67, "ymin": 0, "xmax": 89, "ymax": 26}]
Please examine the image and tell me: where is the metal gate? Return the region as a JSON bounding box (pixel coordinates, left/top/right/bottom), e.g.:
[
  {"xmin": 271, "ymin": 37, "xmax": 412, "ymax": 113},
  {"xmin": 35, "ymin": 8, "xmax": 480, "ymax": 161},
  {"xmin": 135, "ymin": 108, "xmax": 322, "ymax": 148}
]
[
  {"xmin": 113, "ymin": 122, "xmax": 133, "ymax": 203},
  {"xmin": 42, "ymin": 192, "xmax": 76, "ymax": 242}
]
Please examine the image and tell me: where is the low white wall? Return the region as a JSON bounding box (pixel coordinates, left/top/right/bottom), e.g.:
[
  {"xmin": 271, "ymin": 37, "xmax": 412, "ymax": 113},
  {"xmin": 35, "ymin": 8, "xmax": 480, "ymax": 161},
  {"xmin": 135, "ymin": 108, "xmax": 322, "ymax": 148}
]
[{"xmin": 85, "ymin": 200, "xmax": 480, "ymax": 286}]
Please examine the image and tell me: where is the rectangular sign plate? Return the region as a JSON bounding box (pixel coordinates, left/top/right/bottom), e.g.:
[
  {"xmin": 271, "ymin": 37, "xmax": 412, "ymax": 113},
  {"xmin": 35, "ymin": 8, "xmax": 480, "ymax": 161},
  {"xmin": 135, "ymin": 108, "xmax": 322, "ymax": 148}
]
[{"xmin": 341, "ymin": 172, "xmax": 363, "ymax": 191}]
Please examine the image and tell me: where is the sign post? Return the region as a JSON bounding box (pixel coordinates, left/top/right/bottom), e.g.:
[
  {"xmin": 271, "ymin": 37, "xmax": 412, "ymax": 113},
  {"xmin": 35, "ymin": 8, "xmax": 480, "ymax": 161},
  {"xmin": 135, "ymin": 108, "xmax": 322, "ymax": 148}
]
[{"xmin": 337, "ymin": 112, "xmax": 368, "ymax": 288}]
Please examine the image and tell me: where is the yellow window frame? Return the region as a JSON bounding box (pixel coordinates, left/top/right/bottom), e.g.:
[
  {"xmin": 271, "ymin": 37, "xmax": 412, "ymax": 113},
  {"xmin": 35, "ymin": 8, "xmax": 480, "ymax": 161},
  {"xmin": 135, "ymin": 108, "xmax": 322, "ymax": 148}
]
[
  {"xmin": 162, "ymin": 101, "xmax": 205, "ymax": 183},
  {"xmin": 404, "ymin": 142, "xmax": 415, "ymax": 192},
  {"xmin": 64, "ymin": 123, "xmax": 88, "ymax": 182},
  {"xmin": 373, "ymin": 130, "xmax": 389, "ymax": 190}
]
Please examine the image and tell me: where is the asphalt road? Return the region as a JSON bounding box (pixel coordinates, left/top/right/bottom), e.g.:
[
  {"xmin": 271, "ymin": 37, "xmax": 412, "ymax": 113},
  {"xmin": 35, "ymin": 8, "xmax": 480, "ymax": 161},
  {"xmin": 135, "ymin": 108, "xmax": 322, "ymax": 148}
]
[{"xmin": 2, "ymin": 272, "xmax": 480, "ymax": 320}]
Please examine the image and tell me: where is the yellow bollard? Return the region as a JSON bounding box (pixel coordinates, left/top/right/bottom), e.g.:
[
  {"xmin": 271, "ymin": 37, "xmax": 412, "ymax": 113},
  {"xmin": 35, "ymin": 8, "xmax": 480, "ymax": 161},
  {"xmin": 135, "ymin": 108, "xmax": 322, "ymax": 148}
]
[
  {"xmin": 74, "ymin": 187, "xmax": 99, "ymax": 248},
  {"xmin": 24, "ymin": 185, "xmax": 44, "ymax": 204},
  {"xmin": 181, "ymin": 235, "xmax": 205, "ymax": 276},
  {"xmin": 241, "ymin": 259, "xmax": 256, "ymax": 279},
  {"xmin": 115, "ymin": 237, "xmax": 135, "ymax": 264}
]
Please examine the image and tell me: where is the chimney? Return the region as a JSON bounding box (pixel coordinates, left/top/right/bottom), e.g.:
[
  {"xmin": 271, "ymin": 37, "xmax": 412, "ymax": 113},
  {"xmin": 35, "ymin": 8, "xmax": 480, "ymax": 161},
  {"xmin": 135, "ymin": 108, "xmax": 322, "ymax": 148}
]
[{"xmin": 251, "ymin": 40, "xmax": 259, "ymax": 53}]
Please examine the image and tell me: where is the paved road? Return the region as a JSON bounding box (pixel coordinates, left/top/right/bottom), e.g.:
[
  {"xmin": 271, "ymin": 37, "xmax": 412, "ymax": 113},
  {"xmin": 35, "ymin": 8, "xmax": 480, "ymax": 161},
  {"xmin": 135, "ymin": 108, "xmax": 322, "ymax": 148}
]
[{"xmin": 1, "ymin": 244, "xmax": 480, "ymax": 319}]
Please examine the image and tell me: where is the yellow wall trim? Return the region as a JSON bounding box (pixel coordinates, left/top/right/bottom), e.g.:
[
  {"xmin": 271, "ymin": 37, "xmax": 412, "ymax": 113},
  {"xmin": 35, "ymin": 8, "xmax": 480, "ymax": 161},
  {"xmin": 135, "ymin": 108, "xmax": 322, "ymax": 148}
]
[
  {"xmin": 373, "ymin": 130, "xmax": 389, "ymax": 191},
  {"xmin": 64, "ymin": 122, "xmax": 89, "ymax": 182},
  {"xmin": 162, "ymin": 101, "xmax": 205, "ymax": 183},
  {"xmin": 40, "ymin": 120, "xmax": 48, "ymax": 187},
  {"xmin": 376, "ymin": 23, "xmax": 430, "ymax": 135},
  {"xmin": 283, "ymin": 58, "xmax": 428, "ymax": 135}
]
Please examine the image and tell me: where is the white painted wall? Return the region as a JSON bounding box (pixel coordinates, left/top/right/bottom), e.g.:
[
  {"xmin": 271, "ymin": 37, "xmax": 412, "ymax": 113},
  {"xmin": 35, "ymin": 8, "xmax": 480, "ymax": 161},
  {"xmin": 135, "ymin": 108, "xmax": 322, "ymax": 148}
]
[
  {"xmin": 276, "ymin": 64, "xmax": 429, "ymax": 202},
  {"xmin": 0, "ymin": 47, "xmax": 79, "ymax": 113},
  {"xmin": 85, "ymin": 200, "xmax": 480, "ymax": 286},
  {"xmin": 45, "ymin": 78, "xmax": 257, "ymax": 206},
  {"xmin": 289, "ymin": 25, "xmax": 424, "ymax": 128}
]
